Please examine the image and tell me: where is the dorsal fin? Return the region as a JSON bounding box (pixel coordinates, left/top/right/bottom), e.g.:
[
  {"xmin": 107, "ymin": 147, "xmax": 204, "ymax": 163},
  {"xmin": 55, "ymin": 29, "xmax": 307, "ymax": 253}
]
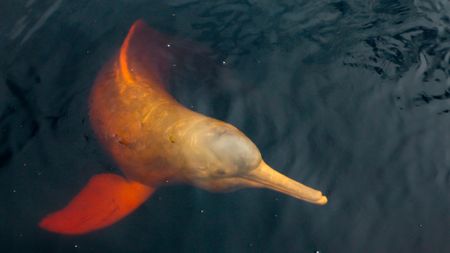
[{"xmin": 118, "ymin": 20, "xmax": 174, "ymax": 87}]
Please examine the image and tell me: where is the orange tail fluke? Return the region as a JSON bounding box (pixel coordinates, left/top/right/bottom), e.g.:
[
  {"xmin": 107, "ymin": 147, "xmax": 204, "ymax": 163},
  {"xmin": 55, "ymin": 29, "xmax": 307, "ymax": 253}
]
[
  {"xmin": 118, "ymin": 19, "xmax": 212, "ymax": 88},
  {"xmin": 119, "ymin": 19, "xmax": 174, "ymax": 86},
  {"xmin": 39, "ymin": 174, "xmax": 153, "ymax": 235}
]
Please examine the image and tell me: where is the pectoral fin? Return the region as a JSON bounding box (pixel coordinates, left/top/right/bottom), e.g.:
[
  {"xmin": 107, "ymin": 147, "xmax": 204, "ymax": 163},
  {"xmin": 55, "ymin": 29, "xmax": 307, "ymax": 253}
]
[{"xmin": 39, "ymin": 173, "xmax": 154, "ymax": 235}]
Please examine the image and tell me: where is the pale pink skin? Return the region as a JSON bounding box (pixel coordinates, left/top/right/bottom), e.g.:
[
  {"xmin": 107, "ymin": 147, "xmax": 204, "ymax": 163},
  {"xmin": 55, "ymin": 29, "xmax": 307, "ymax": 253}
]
[{"xmin": 89, "ymin": 20, "xmax": 327, "ymax": 205}]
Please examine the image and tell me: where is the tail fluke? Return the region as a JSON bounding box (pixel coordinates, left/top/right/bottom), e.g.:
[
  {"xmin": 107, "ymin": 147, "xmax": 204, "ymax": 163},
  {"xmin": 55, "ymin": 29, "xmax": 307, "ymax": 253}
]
[
  {"xmin": 39, "ymin": 173, "xmax": 153, "ymax": 235},
  {"xmin": 119, "ymin": 19, "xmax": 174, "ymax": 86}
]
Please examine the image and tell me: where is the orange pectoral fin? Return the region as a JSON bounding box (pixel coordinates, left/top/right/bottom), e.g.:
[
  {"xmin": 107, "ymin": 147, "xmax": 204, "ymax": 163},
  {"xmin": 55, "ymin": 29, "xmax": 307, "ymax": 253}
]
[{"xmin": 39, "ymin": 173, "xmax": 154, "ymax": 235}]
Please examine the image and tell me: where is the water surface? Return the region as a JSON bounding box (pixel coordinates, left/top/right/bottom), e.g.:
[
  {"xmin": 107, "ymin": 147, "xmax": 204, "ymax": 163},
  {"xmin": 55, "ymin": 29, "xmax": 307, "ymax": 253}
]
[{"xmin": 1, "ymin": 0, "xmax": 449, "ymax": 252}]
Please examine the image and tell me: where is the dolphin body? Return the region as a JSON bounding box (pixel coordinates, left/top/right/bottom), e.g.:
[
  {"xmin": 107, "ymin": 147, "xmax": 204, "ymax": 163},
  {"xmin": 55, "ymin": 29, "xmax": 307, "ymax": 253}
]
[{"xmin": 39, "ymin": 20, "xmax": 327, "ymax": 235}]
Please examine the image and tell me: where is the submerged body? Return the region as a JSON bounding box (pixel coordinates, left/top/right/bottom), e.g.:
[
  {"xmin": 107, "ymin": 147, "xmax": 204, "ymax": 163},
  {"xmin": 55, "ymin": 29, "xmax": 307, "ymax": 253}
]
[{"xmin": 40, "ymin": 20, "xmax": 327, "ymax": 235}]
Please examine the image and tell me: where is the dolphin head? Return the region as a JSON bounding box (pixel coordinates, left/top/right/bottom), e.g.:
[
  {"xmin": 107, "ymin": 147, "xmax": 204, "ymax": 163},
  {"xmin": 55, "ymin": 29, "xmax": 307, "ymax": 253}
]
[{"xmin": 179, "ymin": 118, "xmax": 327, "ymax": 205}]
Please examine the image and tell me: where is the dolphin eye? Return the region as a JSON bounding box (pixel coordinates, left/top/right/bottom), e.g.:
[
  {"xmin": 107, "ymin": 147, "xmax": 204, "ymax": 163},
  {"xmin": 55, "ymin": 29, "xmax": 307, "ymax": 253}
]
[{"xmin": 215, "ymin": 169, "xmax": 227, "ymax": 176}]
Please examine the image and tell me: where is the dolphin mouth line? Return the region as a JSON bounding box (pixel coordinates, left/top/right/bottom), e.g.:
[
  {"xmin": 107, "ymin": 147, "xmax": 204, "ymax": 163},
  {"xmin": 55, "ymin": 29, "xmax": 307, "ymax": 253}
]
[{"xmin": 242, "ymin": 161, "xmax": 328, "ymax": 205}]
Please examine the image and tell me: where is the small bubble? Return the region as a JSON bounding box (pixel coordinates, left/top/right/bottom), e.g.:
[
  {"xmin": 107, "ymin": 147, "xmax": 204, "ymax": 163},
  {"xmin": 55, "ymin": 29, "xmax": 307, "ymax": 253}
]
[
  {"xmin": 12, "ymin": 189, "xmax": 16, "ymax": 193},
  {"xmin": 165, "ymin": 179, "xmax": 169, "ymax": 183},
  {"xmin": 167, "ymin": 44, "xmax": 171, "ymax": 48},
  {"xmin": 74, "ymin": 244, "xmax": 78, "ymax": 248},
  {"xmin": 200, "ymin": 209, "xmax": 205, "ymax": 214},
  {"xmin": 222, "ymin": 60, "xmax": 227, "ymax": 65}
]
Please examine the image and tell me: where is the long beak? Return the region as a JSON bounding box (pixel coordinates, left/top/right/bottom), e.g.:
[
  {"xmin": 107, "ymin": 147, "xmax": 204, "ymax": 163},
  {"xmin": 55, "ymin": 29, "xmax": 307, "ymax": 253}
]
[{"xmin": 242, "ymin": 161, "xmax": 327, "ymax": 205}]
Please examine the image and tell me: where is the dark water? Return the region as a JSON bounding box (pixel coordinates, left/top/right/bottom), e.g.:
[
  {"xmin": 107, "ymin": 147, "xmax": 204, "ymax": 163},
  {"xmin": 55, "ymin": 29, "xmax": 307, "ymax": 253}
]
[{"xmin": 1, "ymin": 0, "xmax": 449, "ymax": 252}]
